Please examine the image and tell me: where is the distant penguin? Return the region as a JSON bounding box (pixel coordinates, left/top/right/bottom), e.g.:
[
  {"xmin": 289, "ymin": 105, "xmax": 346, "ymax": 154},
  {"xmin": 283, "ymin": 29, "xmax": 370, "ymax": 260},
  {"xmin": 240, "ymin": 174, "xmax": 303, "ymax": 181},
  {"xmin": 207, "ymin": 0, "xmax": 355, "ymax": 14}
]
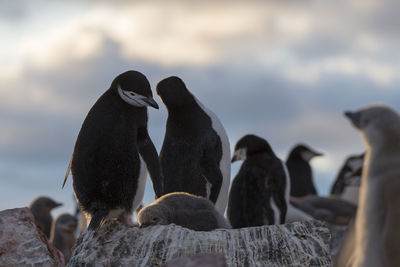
[
  {"xmin": 156, "ymin": 76, "xmax": 230, "ymax": 214},
  {"xmin": 30, "ymin": 196, "xmax": 62, "ymax": 238},
  {"xmin": 335, "ymin": 105, "xmax": 400, "ymax": 267},
  {"xmin": 228, "ymin": 135, "xmax": 288, "ymax": 228},
  {"xmin": 137, "ymin": 192, "xmax": 231, "ymax": 231},
  {"xmin": 50, "ymin": 214, "xmax": 78, "ymax": 263},
  {"xmin": 286, "ymin": 144, "xmax": 323, "ymax": 197},
  {"xmin": 290, "ymin": 195, "xmax": 357, "ymax": 225},
  {"xmin": 70, "ymin": 70, "xmax": 162, "ymax": 231},
  {"xmin": 331, "ymin": 153, "xmax": 364, "ymax": 205}
]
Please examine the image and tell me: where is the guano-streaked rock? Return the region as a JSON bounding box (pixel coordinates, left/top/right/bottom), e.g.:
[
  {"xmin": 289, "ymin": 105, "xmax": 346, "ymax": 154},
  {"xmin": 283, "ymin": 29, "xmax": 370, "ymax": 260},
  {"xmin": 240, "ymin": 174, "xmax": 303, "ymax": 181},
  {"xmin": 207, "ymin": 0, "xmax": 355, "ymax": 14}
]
[
  {"xmin": 0, "ymin": 207, "xmax": 65, "ymax": 266},
  {"xmin": 163, "ymin": 253, "xmax": 227, "ymax": 267},
  {"xmin": 69, "ymin": 220, "xmax": 331, "ymax": 266}
]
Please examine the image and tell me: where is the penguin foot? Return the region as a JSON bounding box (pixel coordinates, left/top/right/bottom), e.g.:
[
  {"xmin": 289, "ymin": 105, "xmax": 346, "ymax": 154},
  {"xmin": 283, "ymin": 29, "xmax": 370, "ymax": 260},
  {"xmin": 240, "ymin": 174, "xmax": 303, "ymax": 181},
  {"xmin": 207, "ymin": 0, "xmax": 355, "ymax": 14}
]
[{"xmin": 118, "ymin": 212, "xmax": 134, "ymax": 227}]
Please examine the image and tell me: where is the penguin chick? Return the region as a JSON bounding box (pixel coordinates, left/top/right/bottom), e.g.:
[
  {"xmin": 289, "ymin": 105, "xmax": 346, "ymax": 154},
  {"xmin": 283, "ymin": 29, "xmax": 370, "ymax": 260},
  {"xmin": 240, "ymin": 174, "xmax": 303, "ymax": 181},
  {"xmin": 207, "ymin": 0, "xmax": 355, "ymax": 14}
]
[
  {"xmin": 30, "ymin": 196, "xmax": 62, "ymax": 238},
  {"xmin": 286, "ymin": 144, "xmax": 323, "ymax": 197},
  {"xmin": 156, "ymin": 76, "xmax": 231, "ymax": 214},
  {"xmin": 336, "ymin": 105, "xmax": 400, "ymax": 267},
  {"xmin": 50, "ymin": 214, "xmax": 78, "ymax": 263},
  {"xmin": 137, "ymin": 192, "xmax": 231, "ymax": 231},
  {"xmin": 71, "ymin": 70, "xmax": 162, "ymax": 231},
  {"xmin": 290, "ymin": 195, "xmax": 357, "ymax": 225},
  {"xmin": 228, "ymin": 135, "xmax": 288, "ymax": 228}
]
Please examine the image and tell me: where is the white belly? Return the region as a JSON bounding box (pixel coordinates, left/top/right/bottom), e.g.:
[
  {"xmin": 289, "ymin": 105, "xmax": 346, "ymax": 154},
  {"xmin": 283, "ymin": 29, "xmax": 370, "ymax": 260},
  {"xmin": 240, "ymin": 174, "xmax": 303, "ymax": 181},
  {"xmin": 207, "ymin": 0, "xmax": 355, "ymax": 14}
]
[{"xmin": 132, "ymin": 155, "xmax": 147, "ymax": 210}]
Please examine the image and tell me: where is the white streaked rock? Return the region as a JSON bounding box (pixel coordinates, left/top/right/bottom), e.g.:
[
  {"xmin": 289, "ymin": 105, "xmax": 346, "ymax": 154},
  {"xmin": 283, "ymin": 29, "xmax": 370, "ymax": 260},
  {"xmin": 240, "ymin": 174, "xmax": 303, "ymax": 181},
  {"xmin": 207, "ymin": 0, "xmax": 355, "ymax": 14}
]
[
  {"xmin": 0, "ymin": 208, "xmax": 65, "ymax": 267},
  {"xmin": 68, "ymin": 220, "xmax": 331, "ymax": 266}
]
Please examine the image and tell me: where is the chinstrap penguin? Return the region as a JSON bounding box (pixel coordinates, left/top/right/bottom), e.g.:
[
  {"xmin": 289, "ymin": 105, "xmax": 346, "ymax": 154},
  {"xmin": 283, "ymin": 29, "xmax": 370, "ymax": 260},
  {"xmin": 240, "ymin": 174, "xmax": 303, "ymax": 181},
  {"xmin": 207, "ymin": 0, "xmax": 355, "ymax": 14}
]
[
  {"xmin": 30, "ymin": 196, "xmax": 62, "ymax": 238},
  {"xmin": 156, "ymin": 76, "xmax": 230, "ymax": 214},
  {"xmin": 331, "ymin": 153, "xmax": 364, "ymax": 205},
  {"xmin": 228, "ymin": 135, "xmax": 312, "ymax": 227},
  {"xmin": 228, "ymin": 135, "xmax": 288, "ymax": 228},
  {"xmin": 50, "ymin": 213, "xmax": 78, "ymax": 263},
  {"xmin": 286, "ymin": 144, "xmax": 323, "ymax": 197},
  {"xmin": 70, "ymin": 70, "xmax": 162, "ymax": 231},
  {"xmin": 335, "ymin": 104, "xmax": 400, "ymax": 267},
  {"xmin": 137, "ymin": 192, "xmax": 231, "ymax": 231}
]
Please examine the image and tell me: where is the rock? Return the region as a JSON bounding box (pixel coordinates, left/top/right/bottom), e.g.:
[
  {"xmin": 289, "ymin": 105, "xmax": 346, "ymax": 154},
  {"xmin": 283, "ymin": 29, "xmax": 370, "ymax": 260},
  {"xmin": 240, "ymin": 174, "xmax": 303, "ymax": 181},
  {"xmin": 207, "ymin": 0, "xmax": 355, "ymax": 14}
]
[
  {"xmin": 163, "ymin": 253, "xmax": 227, "ymax": 267},
  {"xmin": 0, "ymin": 207, "xmax": 65, "ymax": 266},
  {"xmin": 69, "ymin": 220, "xmax": 331, "ymax": 266},
  {"xmin": 328, "ymin": 224, "xmax": 348, "ymax": 258}
]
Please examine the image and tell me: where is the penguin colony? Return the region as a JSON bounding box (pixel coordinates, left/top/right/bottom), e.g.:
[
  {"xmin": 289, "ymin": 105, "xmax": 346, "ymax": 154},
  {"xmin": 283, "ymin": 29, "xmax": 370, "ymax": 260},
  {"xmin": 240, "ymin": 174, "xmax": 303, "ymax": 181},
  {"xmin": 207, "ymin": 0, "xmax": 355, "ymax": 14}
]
[{"xmin": 56, "ymin": 70, "xmax": 399, "ymax": 266}]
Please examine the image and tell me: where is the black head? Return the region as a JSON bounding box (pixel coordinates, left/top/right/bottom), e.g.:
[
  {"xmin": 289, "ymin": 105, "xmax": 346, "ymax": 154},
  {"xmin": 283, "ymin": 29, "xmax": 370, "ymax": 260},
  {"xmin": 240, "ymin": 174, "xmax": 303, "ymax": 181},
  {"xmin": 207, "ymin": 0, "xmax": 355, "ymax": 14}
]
[
  {"xmin": 232, "ymin": 134, "xmax": 275, "ymax": 162},
  {"xmin": 30, "ymin": 196, "xmax": 63, "ymax": 211},
  {"xmin": 156, "ymin": 76, "xmax": 193, "ymax": 109},
  {"xmin": 287, "ymin": 144, "xmax": 323, "ymax": 162},
  {"xmin": 111, "ymin": 70, "xmax": 159, "ymax": 109}
]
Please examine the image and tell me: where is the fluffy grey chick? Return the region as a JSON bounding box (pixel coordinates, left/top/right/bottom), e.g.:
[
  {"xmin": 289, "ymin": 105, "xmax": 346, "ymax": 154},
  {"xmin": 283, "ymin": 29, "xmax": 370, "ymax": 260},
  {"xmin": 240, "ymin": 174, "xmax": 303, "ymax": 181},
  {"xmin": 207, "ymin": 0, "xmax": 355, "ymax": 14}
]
[
  {"xmin": 30, "ymin": 196, "xmax": 63, "ymax": 238},
  {"xmin": 335, "ymin": 105, "xmax": 400, "ymax": 267},
  {"xmin": 137, "ymin": 192, "xmax": 231, "ymax": 231},
  {"xmin": 290, "ymin": 195, "xmax": 357, "ymax": 225},
  {"xmin": 50, "ymin": 214, "xmax": 78, "ymax": 263}
]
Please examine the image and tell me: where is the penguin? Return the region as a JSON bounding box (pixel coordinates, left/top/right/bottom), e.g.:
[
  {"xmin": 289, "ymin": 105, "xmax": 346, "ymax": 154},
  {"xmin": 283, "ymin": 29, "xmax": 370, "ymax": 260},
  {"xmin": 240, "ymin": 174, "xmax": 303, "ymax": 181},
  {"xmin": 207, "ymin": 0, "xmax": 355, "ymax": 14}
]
[
  {"xmin": 290, "ymin": 195, "xmax": 357, "ymax": 225},
  {"xmin": 335, "ymin": 105, "xmax": 400, "ymax": 267},
  {"xmin": 228, "ymin": 135, "xmax": 312, "ymax": 228},
  {"xmin": 286, "ymin": 144, "xmax": 323, "ymax": 197},
  {"xmin": 228, "ymin": 135, "xmax": 287, "ymax": 228},
  {"xmin": 50, "ymin": 213, "xmax": 78, "ymax": 263},
  {"xmin": 137, "ymin": 192, "xmax": 231, "ymax": 231},
  {"xmin": 156, "ymin": 76, "xmax": 230, "ymax": 214},
  {"xmin": 330, "ymin": 153, "xmax": 364, "ymax": 205},
  {"xmin": 70, "ymin": 70, "xmax": 162, "ymax": 231},
  {"xmin": 29, "ymin": 196, "xmax": 63, "ymax": 238}
]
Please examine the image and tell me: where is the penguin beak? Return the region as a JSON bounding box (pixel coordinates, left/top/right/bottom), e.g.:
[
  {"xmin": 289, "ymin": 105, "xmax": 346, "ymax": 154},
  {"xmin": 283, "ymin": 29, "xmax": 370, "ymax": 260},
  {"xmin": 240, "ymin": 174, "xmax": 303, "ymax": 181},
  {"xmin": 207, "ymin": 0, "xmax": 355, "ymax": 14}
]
[
  {"xmin": 231, "ymin": 155, "xmax": 238, "ymax": 162},
  {"xmin": 301, "ymin": 149, "xmax": 323, "ymax": 162},
  {"xmin": 117, "ymin": 86, "xmax": 159, "ymax": 109},
  {"xmin": 231, "ymin": 148, "xmax": 247, "ymax": 162},
  {"xmin": 313, "ymin": 151, "xmax": 323, "ymax": 157},
  {"xmin": 344, "ymin": 111, "xmax": 361, "ymax": 129},
  {"xmin": 143, "ymin": 97, "xmax": 159, "ymax": 109}
]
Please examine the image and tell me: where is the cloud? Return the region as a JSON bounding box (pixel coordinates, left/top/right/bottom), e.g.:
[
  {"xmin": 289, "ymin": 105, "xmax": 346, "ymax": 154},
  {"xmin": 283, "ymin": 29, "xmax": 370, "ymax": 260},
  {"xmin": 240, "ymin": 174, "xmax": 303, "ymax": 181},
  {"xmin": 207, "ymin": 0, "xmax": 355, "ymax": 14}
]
[{"xmin": 0, "ymin": 0, "xmax": 399, "ymax": 209}]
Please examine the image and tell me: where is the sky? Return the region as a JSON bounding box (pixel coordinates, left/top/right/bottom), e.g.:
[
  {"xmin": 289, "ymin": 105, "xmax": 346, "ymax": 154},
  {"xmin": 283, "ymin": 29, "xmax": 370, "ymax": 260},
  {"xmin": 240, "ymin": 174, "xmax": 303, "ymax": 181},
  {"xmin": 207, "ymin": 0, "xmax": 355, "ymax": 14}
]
[{"xmin": 1, "ymin": 0, "xmax": 399, "ymax": 217}]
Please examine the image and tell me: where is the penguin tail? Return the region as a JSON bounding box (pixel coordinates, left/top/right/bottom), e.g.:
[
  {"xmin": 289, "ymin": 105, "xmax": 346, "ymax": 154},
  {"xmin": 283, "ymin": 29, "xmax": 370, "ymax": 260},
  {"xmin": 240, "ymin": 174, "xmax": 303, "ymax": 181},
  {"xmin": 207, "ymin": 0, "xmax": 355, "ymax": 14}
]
[{"xmin": 87, "ymin": 207, "xmax": 108, "ymax": 231}]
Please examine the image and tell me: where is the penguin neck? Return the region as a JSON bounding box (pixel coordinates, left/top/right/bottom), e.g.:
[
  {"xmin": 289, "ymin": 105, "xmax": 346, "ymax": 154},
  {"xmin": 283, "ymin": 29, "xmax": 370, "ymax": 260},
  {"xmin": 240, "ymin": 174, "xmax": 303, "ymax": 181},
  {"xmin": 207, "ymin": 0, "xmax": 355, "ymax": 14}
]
[
  {"xmin": 166, "ymin": 98, "xmax": 206, "ymax": 123},
  {"xmin": 165, "ymin": 94, "xmax": 199, "ymax": 113}
]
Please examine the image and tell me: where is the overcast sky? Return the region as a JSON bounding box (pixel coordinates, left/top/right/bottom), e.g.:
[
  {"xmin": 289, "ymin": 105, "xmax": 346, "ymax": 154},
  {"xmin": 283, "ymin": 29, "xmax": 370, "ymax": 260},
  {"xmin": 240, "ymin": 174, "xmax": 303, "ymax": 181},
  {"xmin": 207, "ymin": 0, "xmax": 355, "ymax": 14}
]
[{"xmin": 1, "ymin": 0, "xmax": 399, "ymax": 217}]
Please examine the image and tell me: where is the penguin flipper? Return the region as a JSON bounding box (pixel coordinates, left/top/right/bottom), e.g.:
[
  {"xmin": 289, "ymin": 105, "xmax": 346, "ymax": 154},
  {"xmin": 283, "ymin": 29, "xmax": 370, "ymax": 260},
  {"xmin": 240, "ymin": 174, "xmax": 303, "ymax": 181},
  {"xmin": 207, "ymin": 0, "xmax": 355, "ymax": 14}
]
[
  {"xmin": 137, "ymin": 128, "xmax": 163, "ymax": 197},
  {"xmin": 200, "ymin": 155, "xmax": 223, "ymax": 203},
  {"xmin": 62, "ymin": 156, "xmax": 72, "ymax": 189},
  {"xmin": 269, "ymin": 164, "xmax": 288, "ymax": 224}
]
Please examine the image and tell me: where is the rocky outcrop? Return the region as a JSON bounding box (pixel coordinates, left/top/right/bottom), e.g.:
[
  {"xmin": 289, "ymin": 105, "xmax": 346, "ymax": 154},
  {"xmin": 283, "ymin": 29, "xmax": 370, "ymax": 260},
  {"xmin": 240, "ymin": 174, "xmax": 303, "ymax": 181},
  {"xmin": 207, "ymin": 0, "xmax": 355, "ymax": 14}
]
[
  {"xmin": 69, "ymin": 220, "xmax": 331, "ymax": 266},
  {"xmin": 163, "ymin": 253, "xmax": 227, "ymax": 267},
  {"xmin": 0, "ymin": 208, "xmax": 65, "ymax": 266}
]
